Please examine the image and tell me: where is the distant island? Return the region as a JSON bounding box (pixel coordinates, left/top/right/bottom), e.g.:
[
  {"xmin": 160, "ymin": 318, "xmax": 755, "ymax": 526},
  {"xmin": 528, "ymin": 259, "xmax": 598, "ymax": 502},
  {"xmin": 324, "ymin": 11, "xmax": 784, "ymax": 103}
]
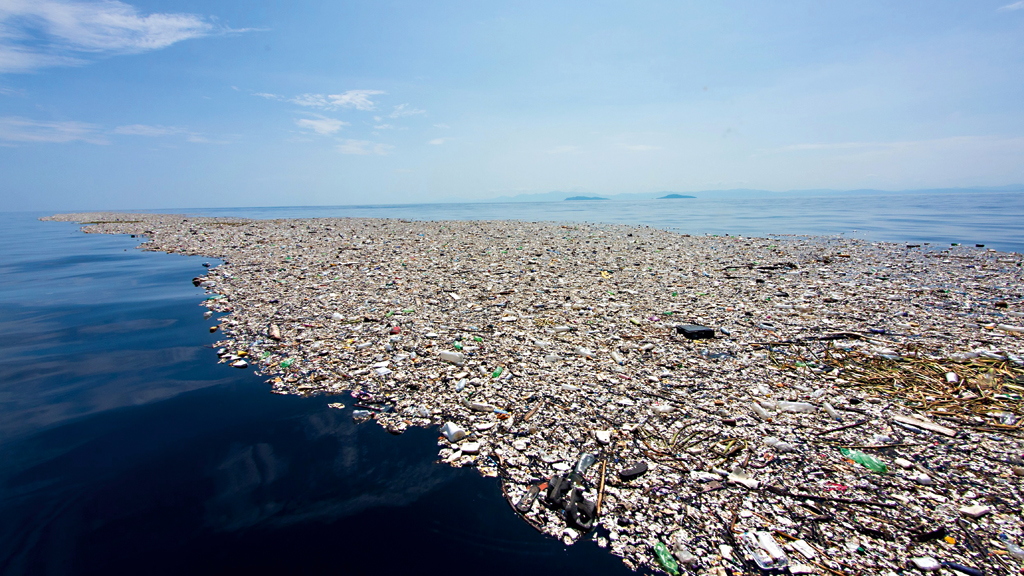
[
  {"xmin": 563, "ymin": 196, "xmax": 608, "ymax": 201},
  {"xmin": 658, "ymin": 194, "xmax": 696, "ymax": 199}
]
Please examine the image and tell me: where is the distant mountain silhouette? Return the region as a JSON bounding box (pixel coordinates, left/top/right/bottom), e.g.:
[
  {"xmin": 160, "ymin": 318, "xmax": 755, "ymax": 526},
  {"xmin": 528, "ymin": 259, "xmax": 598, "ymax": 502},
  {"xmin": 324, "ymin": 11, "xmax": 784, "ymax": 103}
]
[
  {"xmin": 657, "ymin": 194, "xmax": 696, "ymax": 199},
  {"xmin": 563, "ymin": 196, "xmax": 608, "ymax": 201}
]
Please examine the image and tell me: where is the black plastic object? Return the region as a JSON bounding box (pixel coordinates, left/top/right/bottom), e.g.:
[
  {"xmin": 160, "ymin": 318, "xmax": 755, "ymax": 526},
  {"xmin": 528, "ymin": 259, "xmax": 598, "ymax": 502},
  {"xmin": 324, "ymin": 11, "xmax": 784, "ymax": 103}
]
[
  {"xmin": 675, "ymin": 324, "xmax": 714, "ymax": 339},
  {"xmin": 515, "ymin": 483, "xmax": 541, "ymax": 513},
  {"xmin": 545, "ymin": 474, "xmax": 573, "ymax": 507},
  {"xmin": 564, "ymin": 489, "xmax": 596, "ymax": 530},
  {"xmin": 941, "ymin": 562, "xmax": 984, "ymax": 576},
  {"xmin": 618, "ymin": 461, "xmax": 649, "ymax": 481},
  {"xmin": 910, "ymin": 526, "xmax": 947, "ymax": 543}
]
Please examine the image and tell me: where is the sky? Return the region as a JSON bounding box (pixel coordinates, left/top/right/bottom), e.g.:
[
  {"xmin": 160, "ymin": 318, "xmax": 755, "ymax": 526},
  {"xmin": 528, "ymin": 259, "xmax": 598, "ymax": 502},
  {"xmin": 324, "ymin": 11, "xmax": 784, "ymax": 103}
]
[{"xmin": 1, "ymin": 0, "xmax": 1023, "ymax": 210}]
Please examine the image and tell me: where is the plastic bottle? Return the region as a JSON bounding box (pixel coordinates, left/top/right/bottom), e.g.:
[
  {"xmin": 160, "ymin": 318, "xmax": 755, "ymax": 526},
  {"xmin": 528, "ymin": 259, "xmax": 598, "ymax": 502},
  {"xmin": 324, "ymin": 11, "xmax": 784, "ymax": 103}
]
[
  {"xmin": 778, "ymin": 401, "xmax": 816, "ymax": 413},
  {"xmin": 823, "ymin": 402, "xmax": 840, "ymax": 421},
  {"xmin": 653, "ymin": 541, "xmax": 679, "ymax": 576},
  {"xmin": 573, "ymin": 453, "xmax": 596, "ymax": 477},
  {"xmin": 438, "ymin": 350, "xmax": 465, "ymax": 365},
  {"xmin": 840, "ymin": 447, "xmax": 888, "ymax": 473},
  {"xmin": 751, "ymin": 403, "xmax": 769, "ymax": 420},
  {"xmin": 757, "ymin": 531, "xmax": 789, "ymax": 565}
]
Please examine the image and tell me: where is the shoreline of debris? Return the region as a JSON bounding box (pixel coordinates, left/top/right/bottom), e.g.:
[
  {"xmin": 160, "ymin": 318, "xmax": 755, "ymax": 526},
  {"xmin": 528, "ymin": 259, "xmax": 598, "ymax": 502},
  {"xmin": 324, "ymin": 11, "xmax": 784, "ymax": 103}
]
[{"xmin": 44, "ymin": 212, "xmax": 1024, "ymax": 575}]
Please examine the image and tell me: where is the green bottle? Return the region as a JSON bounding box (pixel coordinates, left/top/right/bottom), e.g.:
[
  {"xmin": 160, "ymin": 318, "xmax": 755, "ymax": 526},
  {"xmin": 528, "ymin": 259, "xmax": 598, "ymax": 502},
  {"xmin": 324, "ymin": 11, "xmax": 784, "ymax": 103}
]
[
  {"xmin": 653, "ymin": 541, "xmax": 679, "ymax": 576},
  {"xmin": 492, "ymin": 366, "xmax": 503, "ymax": 378},
  {"xmin": 840, "ymin": 447, "xmax": 888, "ymax": 473}
]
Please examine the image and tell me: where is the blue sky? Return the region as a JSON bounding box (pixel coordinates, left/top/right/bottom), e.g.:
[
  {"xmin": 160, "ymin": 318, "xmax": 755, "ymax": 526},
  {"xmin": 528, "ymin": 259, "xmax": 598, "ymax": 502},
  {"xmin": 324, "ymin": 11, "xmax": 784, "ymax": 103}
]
[{"xmin": 1, "ymin": 0, "xmax": 1023, "ymax": 210}]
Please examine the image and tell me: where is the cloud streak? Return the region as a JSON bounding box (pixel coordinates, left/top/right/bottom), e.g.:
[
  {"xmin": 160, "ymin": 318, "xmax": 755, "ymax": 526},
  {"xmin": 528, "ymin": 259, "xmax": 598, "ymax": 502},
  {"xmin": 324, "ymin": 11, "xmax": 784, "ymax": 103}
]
[
  {"xmin": 389, "ymin": 103, "xmax": 424, "ymax": 118},
  {"xmin": 337, "ymin": 139, "xmax": 392, "ymax": 155},
  {"xmin": 0, "ymin": 0, "xmax": 245, "ymax": 73},
  {"xmin": 113, "ymin": 123, "xmax": 181, "ymax": 136},
  {"xmin": 290, "ymin": 90, "xmax": 386, "ymax": 111},
  {"xmin": 114, "ymin": 122, "xmax": 225, "ymax": 142},
  {"xmin": 998, "ymin": 1, "xmax": 1024, "ymax": 11},
  {"xmin": 0, "ymin": 117, "xmax": 230, "ymax": 145},
  {"xmin": 0, "ymin": 116, "xmax": 107, "ymax": 143},
  {"xmin": 295, "ymin": 117, "xmax": 348, "ymax": 135}
]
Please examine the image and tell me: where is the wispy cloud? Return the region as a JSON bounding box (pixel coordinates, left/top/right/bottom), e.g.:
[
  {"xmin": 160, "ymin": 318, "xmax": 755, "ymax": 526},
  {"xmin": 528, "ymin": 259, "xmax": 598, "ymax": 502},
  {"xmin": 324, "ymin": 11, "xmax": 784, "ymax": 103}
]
[
  {"xmin": 290, "ymin": 89, "xmax": 386, "ymax": 111},
  {"xmin": 623, "ymin": 144, "xmax": 661, "ymax": 151},
  {"xmin": 0, "ymin": 0, "xmax": 249, "ymax": 73},
  {"xmin": 295, "ymin": 116, "xmax": 348, "ymax": 135},
  {"xmin": 998, "ymin": 1, "xmax": 1024, "ymax": 11},
  {"xmin": 0, "ymin": 116, "xmax": 107, "ymax": 143},
  {"xmin": 427, "ymin": 138, "xmax": 447, "ymax": 145},
  {"xmin": 113, "ymin": 123, "xmax": 180, "ymax": 136},
  {"xmin": 337, "ymin": 139, "xmax": 392, "ymax": 155},
  {"xmin": 184, "ymin": 133, "xmax": 229, "ymax": 144},
  {"xmin": 113, "ymin": 122, "xmax": 224, "ymax": 142},
  {"xmin": 433, "ymin": 123, "xmax": 450, "ymax": 129},
  {"xmin": 546, "ymin": 145, "xmax": 579, "ymax": 154},
  {"xmin": 389, "ymin": 103, "xmax": 424, "ymax": 118},
  {"xmin": 373, "ymin": 123, "xmax": 395, "ymax": 130},
  {"xmin": 253, "ymin": 92, "xmax": 281, "ymax": 100}
]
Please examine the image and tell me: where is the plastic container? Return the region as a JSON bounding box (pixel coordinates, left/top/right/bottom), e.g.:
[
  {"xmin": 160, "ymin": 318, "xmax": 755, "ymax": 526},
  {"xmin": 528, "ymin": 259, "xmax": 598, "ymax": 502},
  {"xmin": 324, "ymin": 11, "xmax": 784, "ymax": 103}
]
[
  {"xmin": 840, "ymin": 447, "xmax": 888, "ymax": 473},
  {"xmin": 440, "ymin": 421, "xmax": 467, "ymax": 442},
  {"xmin": 653, "ymin": 541, "xmax": 679, "ymax": 576},
  {"xmin": 438, "ymin": 350, "xmax": 465, "ymax": 365},
  {"xmin": 823, "ymin": 402, "xmax": 840, "ymax": 421}
]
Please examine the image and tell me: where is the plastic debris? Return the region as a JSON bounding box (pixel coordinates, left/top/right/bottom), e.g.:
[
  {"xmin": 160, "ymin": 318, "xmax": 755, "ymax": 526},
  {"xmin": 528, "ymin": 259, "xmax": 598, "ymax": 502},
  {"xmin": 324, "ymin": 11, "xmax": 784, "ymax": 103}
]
[
  {"xmin": 653, "ymin": 541, "xmax": 679, "ymax": 576},
  {"xmin": 840, "ymin": 447, "xmax": 888, "ymax": 473},
  {"xmin": 674, "ymin": 324, "xmax": 714, "ymax": 339}
]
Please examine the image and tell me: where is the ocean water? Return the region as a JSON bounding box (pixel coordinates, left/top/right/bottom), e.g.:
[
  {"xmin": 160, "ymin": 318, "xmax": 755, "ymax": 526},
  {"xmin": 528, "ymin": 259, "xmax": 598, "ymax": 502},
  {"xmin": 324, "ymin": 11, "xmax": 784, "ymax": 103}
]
[
  {"xmin": 1, "ymin": 190, "xmax": 1021, "ymax": 574},
  {"xmin": 175, "ymin": 189, "xmax": 1024, "ymax": 253}
]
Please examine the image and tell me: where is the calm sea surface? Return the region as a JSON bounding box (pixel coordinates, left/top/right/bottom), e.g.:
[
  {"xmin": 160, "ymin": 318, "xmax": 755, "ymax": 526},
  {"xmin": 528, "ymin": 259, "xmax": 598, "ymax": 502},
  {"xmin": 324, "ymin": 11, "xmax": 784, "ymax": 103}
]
[
  {"xmin": 1, "ymin": 190, "xmax": 1021, "ymax": 574},
  {"xmin": 177, "ymin": 189, "xmax": 1024, "ymax": 253}
]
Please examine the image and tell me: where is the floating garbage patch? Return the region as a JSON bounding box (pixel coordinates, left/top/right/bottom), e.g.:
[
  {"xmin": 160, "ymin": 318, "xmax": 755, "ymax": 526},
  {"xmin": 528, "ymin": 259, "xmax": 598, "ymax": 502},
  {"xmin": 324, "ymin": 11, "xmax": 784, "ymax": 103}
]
[{"xmin": 45, "ymin": 212, "xmax": 1024, "ymax": 575}]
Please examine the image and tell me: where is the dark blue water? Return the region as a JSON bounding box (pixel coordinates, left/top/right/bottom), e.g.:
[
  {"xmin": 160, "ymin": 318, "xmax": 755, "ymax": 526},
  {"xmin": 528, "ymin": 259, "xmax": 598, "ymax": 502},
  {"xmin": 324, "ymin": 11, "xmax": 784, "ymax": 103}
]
[
  {"xmin": 0, "ymin": 213, "xmax": 636, "ymax": 576},
  {"xmin": 163, "ymin": 189, "xmax": 1024, "ymax": 254}
]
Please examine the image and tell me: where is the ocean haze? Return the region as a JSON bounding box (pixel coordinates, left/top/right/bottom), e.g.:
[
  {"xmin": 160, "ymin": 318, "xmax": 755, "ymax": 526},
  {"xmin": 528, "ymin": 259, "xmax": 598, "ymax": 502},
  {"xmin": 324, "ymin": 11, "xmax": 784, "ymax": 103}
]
[{"xmin": 483, "ymin": 185, "xmax": 1024, "ymax": 203}]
